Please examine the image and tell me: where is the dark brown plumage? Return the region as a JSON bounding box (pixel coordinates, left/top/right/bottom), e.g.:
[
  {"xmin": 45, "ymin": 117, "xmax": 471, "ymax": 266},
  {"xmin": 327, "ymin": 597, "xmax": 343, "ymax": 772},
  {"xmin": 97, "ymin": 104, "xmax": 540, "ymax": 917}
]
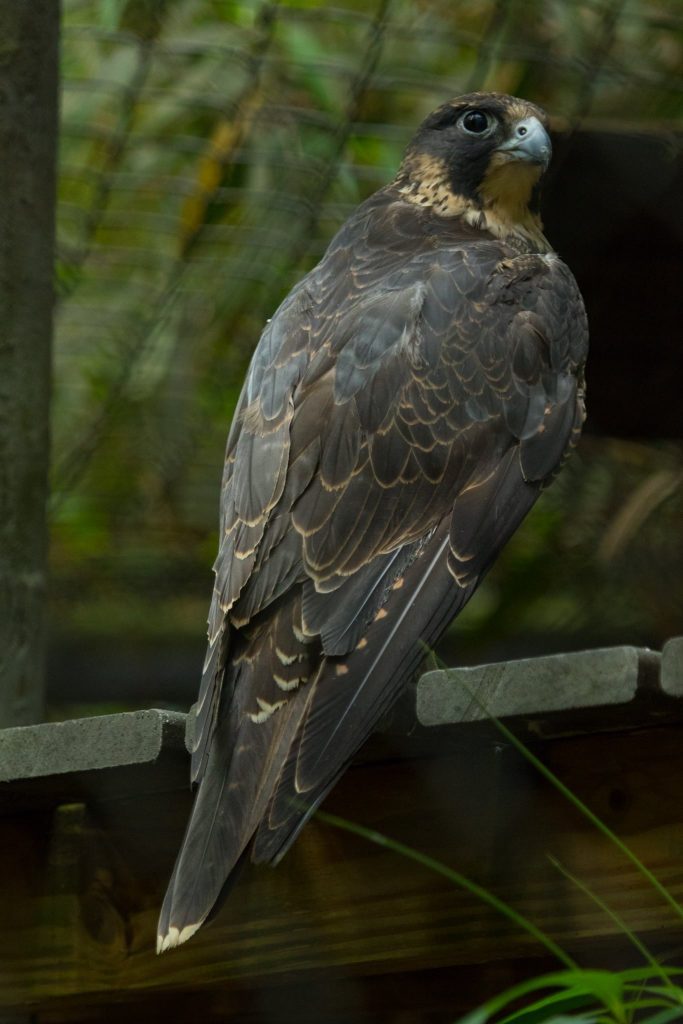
[{"xmin": 157, "ymin": 92, "xmax": 588, "ymax": 951}]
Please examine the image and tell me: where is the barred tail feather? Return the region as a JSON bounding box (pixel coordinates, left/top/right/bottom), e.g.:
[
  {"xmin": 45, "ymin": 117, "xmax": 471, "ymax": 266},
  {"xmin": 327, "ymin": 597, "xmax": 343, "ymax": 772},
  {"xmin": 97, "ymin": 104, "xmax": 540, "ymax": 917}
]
[
  {"xmin": 157, "ymin": 598, "xmax": 312, "ymax": 952},
  {"xmin": 252, "ymin": 519, "xmax": 478, "ymax": 864}
]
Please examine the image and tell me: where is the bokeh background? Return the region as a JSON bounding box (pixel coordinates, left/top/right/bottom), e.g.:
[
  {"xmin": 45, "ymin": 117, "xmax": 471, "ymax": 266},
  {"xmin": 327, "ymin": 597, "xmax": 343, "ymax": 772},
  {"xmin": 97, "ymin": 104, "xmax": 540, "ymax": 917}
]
[{"xmin": 50, "ymin": 0, "xmax": 683, "ymax": 718}]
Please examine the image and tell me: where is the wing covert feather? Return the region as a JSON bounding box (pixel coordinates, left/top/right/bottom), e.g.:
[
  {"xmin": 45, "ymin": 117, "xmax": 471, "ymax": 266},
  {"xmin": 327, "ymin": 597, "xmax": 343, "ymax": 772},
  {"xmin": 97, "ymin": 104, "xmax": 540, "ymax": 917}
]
[{"xmin": 171, "ymin": 186, "xmax": 588, "ymax": 941}]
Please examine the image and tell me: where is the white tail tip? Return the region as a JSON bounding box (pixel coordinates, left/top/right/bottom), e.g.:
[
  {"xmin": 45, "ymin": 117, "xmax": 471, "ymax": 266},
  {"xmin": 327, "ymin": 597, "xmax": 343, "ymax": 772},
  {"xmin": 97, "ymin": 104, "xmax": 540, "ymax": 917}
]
[{"xmin": 156, "ymin": 921, "xmax": 201, "ymax": 955}]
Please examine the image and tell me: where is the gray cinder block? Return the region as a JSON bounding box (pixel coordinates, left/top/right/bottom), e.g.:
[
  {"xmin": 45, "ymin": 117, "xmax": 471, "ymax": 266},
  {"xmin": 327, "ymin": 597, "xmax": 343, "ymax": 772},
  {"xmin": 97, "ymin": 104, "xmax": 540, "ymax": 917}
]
[
  {"xmin": 416, "ymin": 646, "xmax": 656, "ymax": 727},
  {"xmin": 0, "ymin": 709, "xmax": 187, "ymax": 783}
]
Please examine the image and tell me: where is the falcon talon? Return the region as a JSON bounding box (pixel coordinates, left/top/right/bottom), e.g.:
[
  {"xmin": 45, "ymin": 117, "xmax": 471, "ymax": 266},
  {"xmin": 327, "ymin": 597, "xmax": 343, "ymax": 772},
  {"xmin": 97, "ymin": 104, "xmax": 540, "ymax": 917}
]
[{"xmin": 156, "ymin": 92, "xmax": 588, "ymax": 953}]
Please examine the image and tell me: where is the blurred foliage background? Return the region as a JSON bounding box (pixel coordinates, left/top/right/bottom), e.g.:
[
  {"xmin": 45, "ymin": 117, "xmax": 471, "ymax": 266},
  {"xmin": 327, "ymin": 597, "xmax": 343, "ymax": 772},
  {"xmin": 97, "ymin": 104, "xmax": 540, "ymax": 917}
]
[{"xmin": 50, "ymin": 0, "xmax": 683, "ymax": 714}]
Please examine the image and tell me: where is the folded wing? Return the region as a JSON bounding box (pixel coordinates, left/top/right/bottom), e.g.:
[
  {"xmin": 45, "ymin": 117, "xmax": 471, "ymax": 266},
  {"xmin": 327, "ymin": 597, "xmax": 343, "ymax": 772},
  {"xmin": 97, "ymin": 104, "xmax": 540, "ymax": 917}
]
[{"xmin": 158, "ymin": 198, "xmax": 587, "ymax": 950}]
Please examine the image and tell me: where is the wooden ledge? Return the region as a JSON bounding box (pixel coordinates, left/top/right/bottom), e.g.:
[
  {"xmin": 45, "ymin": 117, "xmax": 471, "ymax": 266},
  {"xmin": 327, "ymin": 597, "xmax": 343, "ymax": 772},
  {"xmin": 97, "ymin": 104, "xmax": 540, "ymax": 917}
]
[{"xmin": 1, "ymin": 641, "xmax": 683, "ymax": 1021}]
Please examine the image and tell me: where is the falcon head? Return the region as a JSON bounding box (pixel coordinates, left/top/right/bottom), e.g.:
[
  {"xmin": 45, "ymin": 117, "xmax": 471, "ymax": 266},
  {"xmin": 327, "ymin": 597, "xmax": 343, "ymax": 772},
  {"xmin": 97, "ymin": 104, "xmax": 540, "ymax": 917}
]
[{"xmin": 397, "ymin": 92, "xmax": 552, "ymax": 242}]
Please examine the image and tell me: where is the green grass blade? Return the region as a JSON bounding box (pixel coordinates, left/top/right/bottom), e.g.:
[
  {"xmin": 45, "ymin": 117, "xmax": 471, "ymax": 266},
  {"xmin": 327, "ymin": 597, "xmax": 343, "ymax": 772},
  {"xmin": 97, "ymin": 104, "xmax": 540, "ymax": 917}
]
[
  {"xmin": 548, "ymin": 855, "xmax": 676, "ymax": 997},
  {"xmin": 637, "ymin": 988, "xmax": 683, "ymax": 1000},
  {"xmin": 316, "ymin": 809, "xmax": 576, "ymax": 969},
  {"xmin": 458, "ymin": 969, "xmax": 627, "ymax": 1024},
  {"xmin": 637, "ymin": 1007, "xmax": 683, "ymax": 1024},
  {"xmin": 621, "ymin": 999, "xmax": 681, "ymax": 1012},
  {"xmin": 620, "ymin": 970, "xmax": 683, "ymax": 983},
  {"xmin": 494, "ymin": 989, "xmax": 596, "ymax": 1024},
  {"xmin": 492, "ymin": 715, "xmax": 683, "ymax": 922},
  {"xmin": 458, "ymin": 972, "xmax": 594, "ymax": 1024},
  {"xmin": 426, "ymin": 649, "xmax": 683, "ymax": 926}
]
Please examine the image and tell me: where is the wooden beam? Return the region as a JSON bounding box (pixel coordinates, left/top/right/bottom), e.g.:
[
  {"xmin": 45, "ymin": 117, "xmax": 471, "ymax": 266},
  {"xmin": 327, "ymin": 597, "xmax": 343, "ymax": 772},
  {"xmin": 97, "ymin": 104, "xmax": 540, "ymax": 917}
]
[
  {"xmin": 2, "ymin": 644, "xmax": 682, "ymax": 1019},
  {"xmin": 3, "ymin": 728, "xmax": 683, "ymax": 1014}
]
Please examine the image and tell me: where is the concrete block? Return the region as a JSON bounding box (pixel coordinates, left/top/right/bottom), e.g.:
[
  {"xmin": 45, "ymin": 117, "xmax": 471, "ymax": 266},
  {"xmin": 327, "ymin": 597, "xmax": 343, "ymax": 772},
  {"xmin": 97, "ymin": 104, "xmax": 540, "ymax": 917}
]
[
  {"xmin": 662, "ymin": 637, "xmax": 683, "ymax": 697},
  {"xmin": 0, "ymin": 709, "xmax": 187, "ymax": 783},
  {"xmin": 416, "ymin": 646, "xmax": 656, "ymax": 728}
]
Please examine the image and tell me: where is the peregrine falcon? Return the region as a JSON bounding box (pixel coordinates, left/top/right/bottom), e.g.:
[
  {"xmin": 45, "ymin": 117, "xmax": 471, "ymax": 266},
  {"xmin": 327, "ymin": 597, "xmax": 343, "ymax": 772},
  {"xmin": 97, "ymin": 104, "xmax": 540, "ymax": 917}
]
[{"xmin": 157, "ymin": 92, "xmax": 588, "ymax": 952}]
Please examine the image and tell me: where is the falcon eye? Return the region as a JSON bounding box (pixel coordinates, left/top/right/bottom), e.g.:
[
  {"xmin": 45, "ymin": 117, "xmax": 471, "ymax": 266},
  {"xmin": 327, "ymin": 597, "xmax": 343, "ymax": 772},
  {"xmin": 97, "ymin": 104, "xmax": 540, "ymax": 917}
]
[{"xmin": 461, "ymin": 110, "xmax": 491, "ymax": 135}]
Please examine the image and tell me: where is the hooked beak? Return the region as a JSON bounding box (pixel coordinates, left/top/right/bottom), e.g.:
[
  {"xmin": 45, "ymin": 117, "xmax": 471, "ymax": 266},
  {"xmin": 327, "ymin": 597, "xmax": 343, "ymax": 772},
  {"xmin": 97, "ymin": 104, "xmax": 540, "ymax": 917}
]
[{"xmin": 497, "ymin": 116, "xmax": 551, "ymax": 169}]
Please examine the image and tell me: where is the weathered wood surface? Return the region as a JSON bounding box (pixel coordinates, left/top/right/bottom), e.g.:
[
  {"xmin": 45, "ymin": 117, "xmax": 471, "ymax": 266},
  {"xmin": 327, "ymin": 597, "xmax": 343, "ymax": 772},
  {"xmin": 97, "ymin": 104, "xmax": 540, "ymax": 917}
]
[
  {"xmin": 2, "ymin": 644, "xmax": 683, "ymax": 1022},
  {"xmin": 0, "ymin": 0, "xmax": 59, "ymax": 729}
]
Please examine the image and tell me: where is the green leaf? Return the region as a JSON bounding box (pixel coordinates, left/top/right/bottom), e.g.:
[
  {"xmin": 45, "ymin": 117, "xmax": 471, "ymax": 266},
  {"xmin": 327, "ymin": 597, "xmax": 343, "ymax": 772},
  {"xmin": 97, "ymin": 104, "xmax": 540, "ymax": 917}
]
[
  {"xmin": 99, "ymin": 0, "xmax": 129, "ymax": 31},
  {"xmin": 548, "ymin": 856, "xmax": 675, "ymax": 997},
  {"xmin": 639, "ymin": 1007, "xmax": 683, "ymax": 1024}
]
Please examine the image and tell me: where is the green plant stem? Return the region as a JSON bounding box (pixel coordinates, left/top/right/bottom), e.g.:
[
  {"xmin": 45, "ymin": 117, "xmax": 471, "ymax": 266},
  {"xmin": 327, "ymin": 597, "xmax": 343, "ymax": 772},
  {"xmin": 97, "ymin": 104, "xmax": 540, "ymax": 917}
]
[
  {"xmin": 548, "ymin": 855, "xmax": 679, "ymax": 1001},
  {"xmin": 316, "ymin": 808, "xmax": 577, "ymax": 969},
  {"xmin": 428, "ymin": 649, "xmax": 683, "ymax": 928},
  {"xmin": 489, "ymin": 712, "xmax": 683, "ymax": 924}
]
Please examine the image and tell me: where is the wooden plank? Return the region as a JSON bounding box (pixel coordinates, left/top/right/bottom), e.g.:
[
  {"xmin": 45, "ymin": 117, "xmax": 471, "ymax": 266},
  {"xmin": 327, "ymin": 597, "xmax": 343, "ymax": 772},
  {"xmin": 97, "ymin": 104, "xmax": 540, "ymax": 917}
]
[
  {"xmin": 3, "ymin": 957, "xmax": 572, "ymax": 1024},
  {"xmin": 3, "ymin": 723, "xmax": 683, "ymax": 1017}
]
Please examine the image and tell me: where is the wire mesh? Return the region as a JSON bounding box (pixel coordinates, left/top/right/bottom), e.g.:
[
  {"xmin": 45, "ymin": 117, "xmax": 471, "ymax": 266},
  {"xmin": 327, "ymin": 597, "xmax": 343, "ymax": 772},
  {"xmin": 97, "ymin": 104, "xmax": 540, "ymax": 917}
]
[{"xmin": 50, "ymin": 0, "xmax": 683, "ymax": 707}]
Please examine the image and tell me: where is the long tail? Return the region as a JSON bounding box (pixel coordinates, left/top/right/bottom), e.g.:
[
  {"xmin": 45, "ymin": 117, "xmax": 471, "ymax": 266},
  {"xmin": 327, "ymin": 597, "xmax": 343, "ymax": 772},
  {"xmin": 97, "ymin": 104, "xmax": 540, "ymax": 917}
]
[
  {"xmin": 156, "ymin": 595, "xmax": 313, "ymax": 952},
  {"xmin": 158, "ymin": 522, "xmax": 478, "ymax": 948}
]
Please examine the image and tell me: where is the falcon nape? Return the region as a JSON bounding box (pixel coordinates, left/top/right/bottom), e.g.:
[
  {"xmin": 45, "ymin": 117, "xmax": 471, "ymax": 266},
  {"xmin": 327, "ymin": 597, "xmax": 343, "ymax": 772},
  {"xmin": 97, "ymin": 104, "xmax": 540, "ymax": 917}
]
[{"xmin": 157, "ymin": 92, "xmax": 588, "ymax": 952}]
